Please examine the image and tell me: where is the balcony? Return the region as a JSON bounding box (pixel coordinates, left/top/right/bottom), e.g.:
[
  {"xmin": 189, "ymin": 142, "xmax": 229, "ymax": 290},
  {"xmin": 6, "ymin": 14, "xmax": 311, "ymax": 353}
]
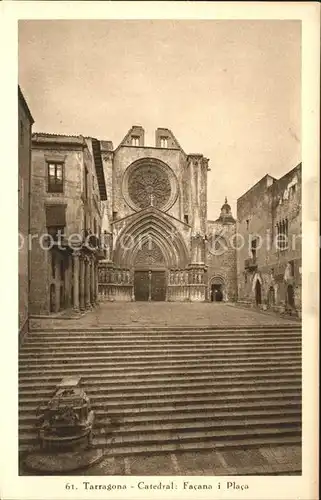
[{"xmin": 244, "ymin": 257, "xmax": 257, "ymax": 271}]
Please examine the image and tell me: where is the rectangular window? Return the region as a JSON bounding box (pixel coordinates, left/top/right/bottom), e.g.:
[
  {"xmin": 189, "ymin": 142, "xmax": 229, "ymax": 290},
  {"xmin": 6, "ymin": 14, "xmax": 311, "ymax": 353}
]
[
  {"xmin": 184, "ymin": 214, "xmax": 189, "ymax": 224},
  {"xmin": 48, "ymin": 163, "xmax": 63, "ymax": 193},
  {"xmin": 276, "ymin": 219, "xmax": 289, "ymax": 251},
  {"xmin": 160, "ymin": 137, "xmax": 168, "ymax": 148},
  {"xmin": 93, "ymin": 218, "xmax": 97, "ymax": 235},
  {"xmin": 251, "ymin": 237, "xmax": 257, "ymax": 260},
  {"xmin": 113, "ymin": 211, "xmax": 118, "ymax": 220}
]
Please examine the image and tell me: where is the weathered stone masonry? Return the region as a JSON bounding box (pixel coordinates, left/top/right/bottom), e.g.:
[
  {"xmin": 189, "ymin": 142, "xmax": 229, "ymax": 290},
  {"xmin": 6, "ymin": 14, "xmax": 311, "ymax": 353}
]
[{"xmin": 98, "ymin": 126, "xmax": 237, "ymax": 302}]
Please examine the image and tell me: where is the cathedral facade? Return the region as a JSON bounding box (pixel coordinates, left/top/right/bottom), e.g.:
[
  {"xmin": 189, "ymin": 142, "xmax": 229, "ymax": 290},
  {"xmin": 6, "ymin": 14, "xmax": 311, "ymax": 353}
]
[{"xmin": 98, "ymin": 126, "xmax": 237, "ymax": 302}]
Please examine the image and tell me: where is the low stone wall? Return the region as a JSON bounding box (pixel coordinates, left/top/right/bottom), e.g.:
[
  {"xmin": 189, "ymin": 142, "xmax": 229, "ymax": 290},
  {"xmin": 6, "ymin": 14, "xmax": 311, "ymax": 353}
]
[
  {"xmin": 167, "ymin": 284, "xmax": 207, "ymax": 302},
  {"xmin": 98, "ymin": 283, "xmax": 133, "ymax": 301}
]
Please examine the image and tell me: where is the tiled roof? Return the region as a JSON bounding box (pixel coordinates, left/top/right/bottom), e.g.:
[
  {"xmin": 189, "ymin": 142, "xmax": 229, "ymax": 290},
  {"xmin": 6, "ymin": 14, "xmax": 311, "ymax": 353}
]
[
  {"xmin": 32, "ymin": 133, "xmax": 85, "ymax": 146},
  {"xmin": 32, "ymin": 132, "xmax": 84, "ymax": 139}
]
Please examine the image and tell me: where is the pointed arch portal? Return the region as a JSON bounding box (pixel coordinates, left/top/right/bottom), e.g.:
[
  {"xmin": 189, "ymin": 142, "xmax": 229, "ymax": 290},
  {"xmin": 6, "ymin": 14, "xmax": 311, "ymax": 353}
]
[{"xmin": 112, "ymin": 209, "xmax": 189, "ymax": 301}]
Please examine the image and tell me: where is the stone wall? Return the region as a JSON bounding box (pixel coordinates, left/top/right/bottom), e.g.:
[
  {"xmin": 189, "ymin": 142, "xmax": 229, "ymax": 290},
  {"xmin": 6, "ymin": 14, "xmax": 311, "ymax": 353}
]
[
  {"xmin": 30, "ymin": 136, "xmax": 104, "ymax": 315},
  {"xmin": 236, "ymin": 165, "xmax": 302, "ymax": 314},
  {"xmin": 18, "ymin": 88, "xmax": 33, "ymax": 338},
  {"xmin": 111, "ymin": 145, "xmax": 186, "ymax": 222},
  {"xmin": 206, "ymin": 220, "xmax": 237, "ymax": 302}
]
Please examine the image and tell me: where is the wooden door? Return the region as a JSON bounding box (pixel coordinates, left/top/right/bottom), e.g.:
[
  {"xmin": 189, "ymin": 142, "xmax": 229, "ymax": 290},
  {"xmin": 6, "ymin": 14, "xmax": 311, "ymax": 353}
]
[
  {"xmin": 151, "ymin": 271, "xmax": 166, "ymax": 301},
  {"xmin": 134, "ymin": 271, "xmax": 149, "ymax": 301}
]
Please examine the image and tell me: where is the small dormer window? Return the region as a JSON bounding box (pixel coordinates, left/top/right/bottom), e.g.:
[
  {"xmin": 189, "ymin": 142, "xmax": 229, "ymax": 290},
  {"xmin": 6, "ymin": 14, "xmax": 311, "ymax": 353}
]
[
  {"xmin": 131, "ymin": 136, "xmax": 140, "ymax": 147},
  {"xmin": 160, "ymin": 137, "xmax": 168, "ymax": 148}
]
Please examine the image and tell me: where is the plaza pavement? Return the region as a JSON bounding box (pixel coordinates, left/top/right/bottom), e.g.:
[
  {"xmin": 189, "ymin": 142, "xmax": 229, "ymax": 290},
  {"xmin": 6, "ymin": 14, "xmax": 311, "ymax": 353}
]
[
  {"xmin": 29, "ymin": 302, "xmax": 299, "ymax": 330},
  {"xmin": 79, "ymin": 445, "xmax": 301, "ymax": 476}
]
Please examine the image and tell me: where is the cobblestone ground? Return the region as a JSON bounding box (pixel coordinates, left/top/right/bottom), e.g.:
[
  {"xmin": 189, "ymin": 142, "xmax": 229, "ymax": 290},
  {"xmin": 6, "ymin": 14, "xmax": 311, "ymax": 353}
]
[
  {"xmin": 79, "ymin": 445, "xmax": 301, "ymax": 476},
  {"xmin": 21, "ymin": 445, "xmax": 301, "ymax": 476},
  {"xmin": 30, "ymin": 302, "xmax": 299, "ymax": 330}
]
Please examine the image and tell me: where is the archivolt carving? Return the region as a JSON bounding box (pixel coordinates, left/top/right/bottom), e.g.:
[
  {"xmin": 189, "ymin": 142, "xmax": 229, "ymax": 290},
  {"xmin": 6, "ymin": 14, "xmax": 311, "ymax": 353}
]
[
  {"xmin": 134, "ymin": 241, "xmax": 165, "ymax": 267},
  {"xmin": 113, "ymin": 208, "xmax": 189, "ymax": 269}
]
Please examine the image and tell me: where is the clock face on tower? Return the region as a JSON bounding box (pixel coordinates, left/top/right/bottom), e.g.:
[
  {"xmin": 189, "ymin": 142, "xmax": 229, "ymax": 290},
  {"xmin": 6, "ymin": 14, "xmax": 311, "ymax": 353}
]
[{"xmin": 123, "ymin": 158, "xmax": 178, "ymax": 212}]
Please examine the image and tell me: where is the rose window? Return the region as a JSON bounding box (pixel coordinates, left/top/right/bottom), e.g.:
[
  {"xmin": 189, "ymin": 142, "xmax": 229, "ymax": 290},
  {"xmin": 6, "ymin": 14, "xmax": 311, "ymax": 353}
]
[{"xmin": 123, "ymin": 158, "xmax": 178, "ymax": 212}]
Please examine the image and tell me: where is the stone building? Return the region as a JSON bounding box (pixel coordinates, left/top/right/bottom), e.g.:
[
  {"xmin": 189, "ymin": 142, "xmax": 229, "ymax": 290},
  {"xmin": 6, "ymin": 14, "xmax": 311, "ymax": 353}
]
[
  {"xmin": 18, "ymin": 86, "xmax": 34, "ymax": 340},
  {"xmin": 97, "ymin": 125, "xmax": 237, "ymax": 302},
  {"xmin": 30, "ymin": 134, "xmax": 107, "ymax": 315},
  {"xmin": 236, "ymin": 163, "xmax": 302, "ymax": 315},
  {"xmin": 206, "ymin": 198, "xmax": 237, "ymax": 302}
]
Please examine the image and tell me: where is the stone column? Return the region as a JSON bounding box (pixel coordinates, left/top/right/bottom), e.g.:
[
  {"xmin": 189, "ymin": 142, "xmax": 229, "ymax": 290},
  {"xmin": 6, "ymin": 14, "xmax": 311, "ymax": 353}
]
[
  {"xmin": 148, "ymin": 270, "xmax": 152, "ymax": 302},
  {"xmin": 85, "ymin": 257, "xmax": 91, "ymax": 309},
  {"xmin": 79, "ymin": 255, "xmax": 85, "ymax": 311},
  {"xmin": 90, "ymin": 257, "xmax": 95, "ymax": 306},
  {"xmin": 95, "ymin": 262, "xmax": 99, "ymax": 302},
  {"xmin": 72, "ymin": 252, "xmax": 80, "ymax": 312}
]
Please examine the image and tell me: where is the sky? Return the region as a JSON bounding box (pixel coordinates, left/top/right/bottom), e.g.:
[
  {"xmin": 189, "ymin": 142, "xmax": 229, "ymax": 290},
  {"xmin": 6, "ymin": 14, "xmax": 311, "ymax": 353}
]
[{"xmin": 18, "ymin": 20, "xmax": 301, "ymax": 219}]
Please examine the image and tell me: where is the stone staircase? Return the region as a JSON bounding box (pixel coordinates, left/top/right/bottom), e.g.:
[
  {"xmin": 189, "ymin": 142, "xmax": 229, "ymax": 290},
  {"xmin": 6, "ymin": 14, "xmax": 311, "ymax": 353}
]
[{"xmin": 19, "ymin": 324, "xmax": 302, "ymax": 456}]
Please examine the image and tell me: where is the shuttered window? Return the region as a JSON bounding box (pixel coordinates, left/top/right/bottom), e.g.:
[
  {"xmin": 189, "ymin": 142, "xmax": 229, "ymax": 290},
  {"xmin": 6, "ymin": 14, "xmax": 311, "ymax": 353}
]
[{"xmin": 46, "ymin": 204, "xmax": 66, "ymax": 227}]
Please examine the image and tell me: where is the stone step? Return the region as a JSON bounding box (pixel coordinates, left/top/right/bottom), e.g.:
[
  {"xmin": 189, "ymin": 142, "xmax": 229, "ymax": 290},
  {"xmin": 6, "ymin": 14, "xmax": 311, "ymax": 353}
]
[
  {"xmin": 19, "ymin": 323, "xmax": 302, "ymax": 454},
  {"xmin": 19, "ymin": 348, "xmax": 301, "ymax": 366},
  {"xmin": 19, "ymin": 424, "xmax": 301, "ymax": 448},
  {"xmin": 25, "ymin": 332, "xmax": 301, "ymax": 343},
  {"xmin": 29, "ymin": 324, "xmax": 301, "ymax": 333},
  {"xmin": 25, "ymin": 329, "xmax": 302, "ymax": 340},
  {"xmin": 19, "ymin": 386, "xmax": 301, "ymax": 411},
  {"xmin": 19, "ymin": 358, "xmax": 301, "ymax": 376},
  {"xmin": 91, "ymin": 415, "xmax": 302, "ymax": 433},
  {"xmin": 20, "ymin": 338, "xmax": 301, "ymax": 353},
  {"xmin": 20, "ymin": 341, "xmax": 302, "ymax": 353},
  {"xmin": 19, "ymin": 400, "xmax": 302, "ymax": 426},
  {"xmin": 19, "ymin": 432, "xmax": 301, "ymax": 455},
  {"xmin": 19, "ymin": 375, "xmax": 301, "ymax": 398},
  {"xmin": 19, "ymin": 349, "xmax": 301, "ymax": 364},
  {"xmin": 18, "ymin": 367, "xmax": 300, "ymax": 389},
  {"xmin": 19, "ymin": 413, "xmax": 300, "ymax": 435},
  {"xmin": 20, "ymin": 337, "xmax": 301, "ymax": 352},
  {"xmin": 18, "ymin": 405, "xmax": 301, "ymax": 427}
]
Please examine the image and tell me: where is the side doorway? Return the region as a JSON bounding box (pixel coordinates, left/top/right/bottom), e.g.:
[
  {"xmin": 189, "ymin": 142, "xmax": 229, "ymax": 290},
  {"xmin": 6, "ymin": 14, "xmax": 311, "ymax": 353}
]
[
  {"xmin": 211, "ymin": 284, "xmax": 223, "ymax": 302},
  {"xmin": 255, "ymin": 279, "xmax": 262, "ymax": 306}
]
